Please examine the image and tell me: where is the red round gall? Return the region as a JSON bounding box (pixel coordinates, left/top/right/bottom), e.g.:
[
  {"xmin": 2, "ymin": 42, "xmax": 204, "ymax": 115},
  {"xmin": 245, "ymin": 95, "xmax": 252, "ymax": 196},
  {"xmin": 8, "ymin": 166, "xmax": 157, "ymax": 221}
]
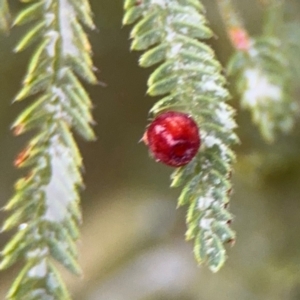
[{"xmin": 143, "ymin": 111, "xmax": 201, "ymax": 167}]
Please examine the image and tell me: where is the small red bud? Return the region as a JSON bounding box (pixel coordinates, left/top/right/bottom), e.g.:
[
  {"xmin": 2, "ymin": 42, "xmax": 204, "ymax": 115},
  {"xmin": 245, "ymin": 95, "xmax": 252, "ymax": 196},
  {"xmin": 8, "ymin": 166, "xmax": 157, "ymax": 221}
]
[{"xmin": 229, "ymin": 27, "xmax": 250, "ymax": 51}]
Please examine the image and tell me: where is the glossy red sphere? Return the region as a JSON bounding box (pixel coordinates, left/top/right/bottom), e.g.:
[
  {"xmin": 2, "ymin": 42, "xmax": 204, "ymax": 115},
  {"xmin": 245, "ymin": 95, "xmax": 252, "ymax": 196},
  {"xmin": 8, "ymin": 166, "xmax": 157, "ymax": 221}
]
[{"xmin": 144, "ymin": 111, "xmax": 201, "ymax": 167}]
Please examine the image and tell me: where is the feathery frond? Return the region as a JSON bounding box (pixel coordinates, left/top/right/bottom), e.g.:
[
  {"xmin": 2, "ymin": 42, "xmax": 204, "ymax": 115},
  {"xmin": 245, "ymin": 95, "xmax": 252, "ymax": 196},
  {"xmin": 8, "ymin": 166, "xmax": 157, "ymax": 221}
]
[
  {"xmin": 124, "ymin": 0, "xmax": 238, "ymax": 272},
  {"xmin": 0, "ymin": 0, "xmax": 97, "ymax": 298},
  {"xmin": 228, "ymin": 37, "xmax": 298, "ymax": 142},
  {"xmin": 219, "ymin": 0, "xmax": 299, "ymax": 142}
]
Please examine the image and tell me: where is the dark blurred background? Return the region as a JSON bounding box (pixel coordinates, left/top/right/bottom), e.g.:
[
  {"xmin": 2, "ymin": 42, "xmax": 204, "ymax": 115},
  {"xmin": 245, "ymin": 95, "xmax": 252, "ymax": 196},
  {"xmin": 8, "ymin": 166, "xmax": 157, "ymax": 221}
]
[{"xmin": 1, "ymin": 1, "xmax": 300, "ymax": 299}]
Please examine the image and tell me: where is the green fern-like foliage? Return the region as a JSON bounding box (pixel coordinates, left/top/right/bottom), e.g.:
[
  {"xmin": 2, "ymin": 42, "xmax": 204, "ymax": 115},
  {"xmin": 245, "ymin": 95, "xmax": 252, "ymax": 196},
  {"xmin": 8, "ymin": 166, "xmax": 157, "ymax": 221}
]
[
  {"xmin": 124, "ymin": 0, "xmax": 238, "ymax": 272},
  {"xmin": 228, "ymin": 4, "xmax": 299, "ymax": 143},
  {"xmin": 0, "ymin": 0, "xmax": 96, "ymax": 298},
  {"xmin": 0, "ymin": 0, "xmax": 10, "ymax": 33},
  {"xmin": 228, "ymin": 37, "xmax": 298, "ymax": 143}
]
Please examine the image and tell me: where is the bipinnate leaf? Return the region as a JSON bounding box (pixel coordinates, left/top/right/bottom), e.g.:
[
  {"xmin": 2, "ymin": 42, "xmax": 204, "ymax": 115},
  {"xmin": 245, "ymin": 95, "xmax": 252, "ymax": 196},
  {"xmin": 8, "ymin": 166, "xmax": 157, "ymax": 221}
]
[
  {"xmin": 0, "ymin": 0, "xmax": 97, "ymax": 299},
  {"xmin": 124, "ymin": 0, "xmax": 238, "ymax": 272}
]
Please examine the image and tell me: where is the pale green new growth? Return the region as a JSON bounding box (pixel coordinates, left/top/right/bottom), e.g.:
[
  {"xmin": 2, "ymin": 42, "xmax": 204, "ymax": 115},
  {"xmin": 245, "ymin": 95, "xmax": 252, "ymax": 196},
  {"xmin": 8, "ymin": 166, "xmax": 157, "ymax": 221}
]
[
  {"xmin": 0, "ymin": 0, "xmax": 96, "ymax": 299},
  {"xmin": 124, "ymin": 0, "xmax": 238, "ymax": 272},
  {"xmin": 0, "ymin": 0, "xmax": 10, "ymax": 33}
]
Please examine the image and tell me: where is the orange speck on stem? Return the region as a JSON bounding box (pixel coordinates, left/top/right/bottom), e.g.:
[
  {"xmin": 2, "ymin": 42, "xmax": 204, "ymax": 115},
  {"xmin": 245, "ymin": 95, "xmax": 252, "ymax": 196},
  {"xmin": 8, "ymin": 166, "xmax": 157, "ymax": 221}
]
[
  {"xmin": 13, "ymin": 124, "xmax": 25, "ymax": 136},
  {"xmin": 141, "ymin": 131, "xmax": 148, "ymax": 145},
  {"xmin": 227, "ymin": 238, "xmax": 236, "ymax": 247},
  {"xmin": 14, "ymin": 146, "xmax": 31, "ymax": 167}
]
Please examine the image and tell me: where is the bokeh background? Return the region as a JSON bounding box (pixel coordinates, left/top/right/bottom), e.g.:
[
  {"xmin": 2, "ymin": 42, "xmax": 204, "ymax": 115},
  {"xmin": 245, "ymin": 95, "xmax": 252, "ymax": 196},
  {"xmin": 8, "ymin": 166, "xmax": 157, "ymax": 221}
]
[{"xmin": 1, "ymin": 0, "xmax": 300, "ymax": 299}]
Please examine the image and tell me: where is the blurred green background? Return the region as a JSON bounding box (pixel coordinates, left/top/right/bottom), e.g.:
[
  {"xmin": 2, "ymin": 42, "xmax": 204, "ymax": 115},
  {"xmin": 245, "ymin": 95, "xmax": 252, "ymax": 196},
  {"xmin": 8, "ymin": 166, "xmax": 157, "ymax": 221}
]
[{"xmin": 1, "ymin": 1, "xmax": 300, "ymax": 299}]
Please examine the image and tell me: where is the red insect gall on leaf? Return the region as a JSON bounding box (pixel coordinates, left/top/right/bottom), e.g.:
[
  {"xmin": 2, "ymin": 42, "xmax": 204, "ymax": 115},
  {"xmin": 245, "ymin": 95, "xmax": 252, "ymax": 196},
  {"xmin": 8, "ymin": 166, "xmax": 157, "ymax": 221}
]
[{"xmin": 143, "ymin": 111, "xmax": 201, "ymax": 167}]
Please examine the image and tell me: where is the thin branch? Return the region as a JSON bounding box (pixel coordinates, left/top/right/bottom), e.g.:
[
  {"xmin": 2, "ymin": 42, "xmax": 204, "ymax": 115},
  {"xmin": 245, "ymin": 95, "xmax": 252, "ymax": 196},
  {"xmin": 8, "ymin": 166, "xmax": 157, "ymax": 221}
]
[{"xmin": 0, "ymin": 0, "xmax": 97, "ymax": 298}]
